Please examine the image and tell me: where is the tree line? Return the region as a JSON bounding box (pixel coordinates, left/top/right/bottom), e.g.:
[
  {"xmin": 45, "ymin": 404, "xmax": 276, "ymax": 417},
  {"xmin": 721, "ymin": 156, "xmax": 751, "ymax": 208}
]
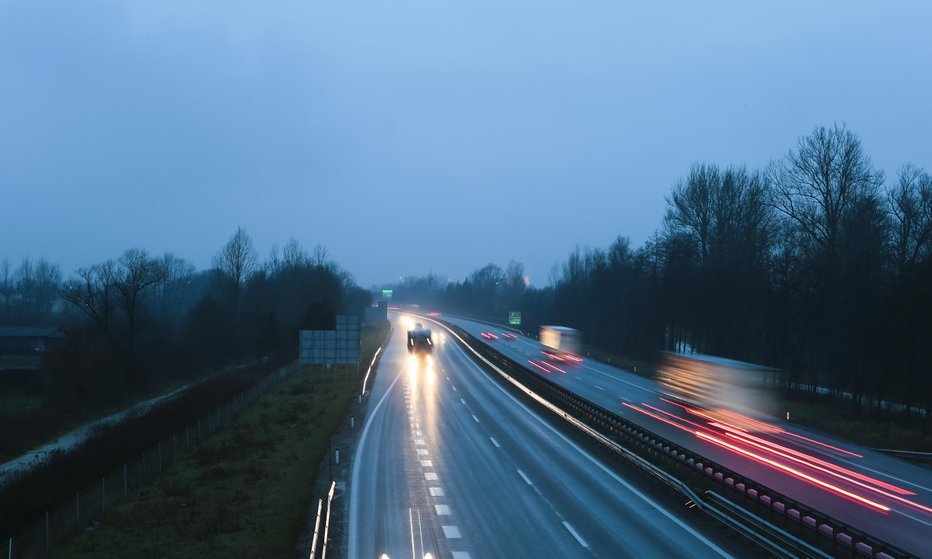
[
  {"xmin": 388, "ymin": 124, "xmax": 932, "ymax": 422},
  {"xmin": 2, "ymin": 228, "xmax": 369, "ymax": 409}
]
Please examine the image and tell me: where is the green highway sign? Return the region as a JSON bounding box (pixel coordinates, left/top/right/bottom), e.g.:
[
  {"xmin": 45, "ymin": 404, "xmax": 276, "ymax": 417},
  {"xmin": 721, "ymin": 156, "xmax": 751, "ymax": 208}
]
[
  {"xmin": 508, "ymin": 311, "xmax": 521, "ymax": 326},
  {"xmin": 382, "ymin": 289, "xmax": 393, "ymax": 299}
]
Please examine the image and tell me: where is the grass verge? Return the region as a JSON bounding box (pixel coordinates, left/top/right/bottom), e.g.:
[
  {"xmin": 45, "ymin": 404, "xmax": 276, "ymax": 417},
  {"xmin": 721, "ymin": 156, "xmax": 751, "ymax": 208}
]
[
  {"xmin": 53, "ymin": 323, "xmax": 388, "ymax": 559},
  {"xmin": 785, "ymin": 397, "xmax": 932, "ymax": 452}
]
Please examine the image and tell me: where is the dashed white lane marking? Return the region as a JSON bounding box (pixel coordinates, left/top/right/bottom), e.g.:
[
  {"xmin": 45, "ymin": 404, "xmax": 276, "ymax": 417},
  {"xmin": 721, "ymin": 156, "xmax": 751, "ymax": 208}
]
[
  {"xmin": 429, "ymin": 487, "xmax": 444, "ymax": 497},
  {"xmin": 460, "ymin": 398, "xmax": 467, "ymax": 405},
  {"xmin": 417, "ymin": 449, "xmax": 428, "ymax": 455},
  {"xmin": 451, "ymin": 385, "xmax": 457, "ymax": 392},
  {"xmin": 421, "ymin": 460, "xmax": 433, "ymax": 467},
  {"xmin": 425, "ymin": 472, "xmax": 438, "ymax": 481},
  {"xmin": 593, "ymin": 384, "xmax": 605, "ymax": 391},
  {"xmin": 562, "ymin": 521, "xmax": 589, "ymax": 548},
  {"xmin": 517, "ymin": 469, "xmax": 532, "ymax": 485},
  {"xmin": 415, "ymin": 439, "xmax": 426, "ymax": 445},
  {"xmin": 435, "ymin": 504, "xmax": 452, "ymax": 515},
  {"xmin": 451, "ymin": 553, "xmax": 471, "ymax": 559},
  {"xmin": 471, "ymin": 414, "xmax": 480, "ymax": 423},
  {"xmin": 489, "ymin": 437, "xmax": 501, "ymax": 448},
  {"xmin": 620, "ymin": 396, "xmax": 631, "ymax": 403},
  {"xmin": 442, "ymin": 525, "xmax": 461, "ymax": 538}
]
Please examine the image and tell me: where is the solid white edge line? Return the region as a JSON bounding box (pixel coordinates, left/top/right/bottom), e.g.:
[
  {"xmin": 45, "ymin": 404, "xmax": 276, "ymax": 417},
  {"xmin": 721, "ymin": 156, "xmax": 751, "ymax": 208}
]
[
  {"xmin": 562, "ymin": 520, "xmax": 589, "ymax": 548},
  {"xmin": 348, "ymin": 367, "xmax": 405, "ymax": 559},
  {"xmin": 517, "ymin": 469, "xmax": 533, "ymax": 485},
  {"xmin": 428, "ymin": 317, "xmax": 736, "ymax": 559}
]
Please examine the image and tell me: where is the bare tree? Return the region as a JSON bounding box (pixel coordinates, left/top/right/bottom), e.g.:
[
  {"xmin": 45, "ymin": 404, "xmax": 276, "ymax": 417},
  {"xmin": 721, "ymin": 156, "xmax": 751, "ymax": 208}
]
[
  {"xmin": 312, "ymin": 244, "xmax": 331, "ymax": 269},
  {"xmin": 213, "ymin": 227, "xmax": 257, "ymax": 309},
  {"xmin": 770, "ymin": 123, "xmax": 884, "ymax": 261},
  {"xmin": 65, "ymin": 262, "xmax": 119, "ymax": 352},
  {"xmin": 115, "ymin": 249, "xmax": 165, "ymax": 354},
  {"xmin": 283, "ymin": 238, "xmax": 311, "ymax": 270},
  {"xmin": 664, "ymin": 163, "xmax": 718, "ymax": 263},
  {"xmin": 151, "ymin": 252, "xmax": 195, "ymax": 321},
  {"xmin": 889, "ymin": 164, "xmax": 932, "ymax": 275},
  {"xmin": 0, "ymin": 259, "xmax": 12, "ymax": 319}
]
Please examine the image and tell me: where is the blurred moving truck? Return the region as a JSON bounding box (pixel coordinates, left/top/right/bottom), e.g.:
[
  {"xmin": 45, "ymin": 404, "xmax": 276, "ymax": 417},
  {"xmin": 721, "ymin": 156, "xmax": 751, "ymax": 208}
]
[{"xmin": 539, "ymin": 326, "xmax": 581, "ymax": 356}]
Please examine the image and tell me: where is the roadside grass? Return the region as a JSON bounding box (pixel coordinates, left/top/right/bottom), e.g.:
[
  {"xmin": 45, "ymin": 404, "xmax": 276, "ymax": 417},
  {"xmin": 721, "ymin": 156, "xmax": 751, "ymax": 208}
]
[
  {"xmin": 785, "ymin": 397, "xmax": 932, "ymax": 452},
  {"xmin": 0, "ymin": 370, "xmax": 218, "ymax": 464},
  {"xmin": 54, "ymin": 323, "xmax": 387, "ymax": 559}
]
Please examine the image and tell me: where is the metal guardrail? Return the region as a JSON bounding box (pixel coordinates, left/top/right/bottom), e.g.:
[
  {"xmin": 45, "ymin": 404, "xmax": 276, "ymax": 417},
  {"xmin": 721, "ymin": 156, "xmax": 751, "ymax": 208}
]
[{"xmin": 432, "ymin": 318, "xmax": 919, "ymax": 559}]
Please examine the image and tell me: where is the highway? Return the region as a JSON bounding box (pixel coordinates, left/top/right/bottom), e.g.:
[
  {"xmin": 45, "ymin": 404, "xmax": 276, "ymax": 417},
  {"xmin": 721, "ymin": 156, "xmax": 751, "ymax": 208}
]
[
  {"xmin": 348, "ymin": 313, "xmax": 742, "ymax": 559},
  {"xmin": 438, "ymin": 314, "xmax": 932, "ymax": 558}
]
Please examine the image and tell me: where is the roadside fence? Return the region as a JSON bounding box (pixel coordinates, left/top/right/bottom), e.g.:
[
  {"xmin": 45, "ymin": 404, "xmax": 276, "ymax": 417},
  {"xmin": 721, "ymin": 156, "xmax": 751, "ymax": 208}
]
[{"xmin": 6, "ymin": 360, "xmax": 300, "ymax": 559}]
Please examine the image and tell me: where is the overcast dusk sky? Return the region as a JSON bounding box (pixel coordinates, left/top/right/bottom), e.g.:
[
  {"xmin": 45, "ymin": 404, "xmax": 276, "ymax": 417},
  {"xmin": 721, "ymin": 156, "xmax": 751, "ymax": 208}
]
[{"xmin": 1, "ymin": 1, "xmax": 930, "ymax": 287}]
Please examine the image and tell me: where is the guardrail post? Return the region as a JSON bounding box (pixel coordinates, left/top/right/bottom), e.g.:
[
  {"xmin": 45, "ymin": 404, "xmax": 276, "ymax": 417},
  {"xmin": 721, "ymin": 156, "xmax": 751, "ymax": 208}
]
[
  {"xmin": 102, "ymin": 477, "xmax": 106, "ymax": 511},
  {"xmin": 172, "ymin": 433, "xmax": 176, "ymax": 459},
  {"xmin": 158, "ymin": 442, "xmax": 162, "ymax": 472},
  {"xmin": 75, "ymin": 493, "xmax": 80, "ymax": 534},
  {"xmin": 123, "ymin": 464, "xmax": 128, "ymax": 497},
  {"xmin": 45, "ymin": 511, "xmax": 49, "ymax": 549}
]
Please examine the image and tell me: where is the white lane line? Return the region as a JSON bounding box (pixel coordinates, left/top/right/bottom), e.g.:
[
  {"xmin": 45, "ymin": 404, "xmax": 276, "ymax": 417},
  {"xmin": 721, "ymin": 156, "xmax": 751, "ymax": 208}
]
[
  {"xmin": 421, "ymin": 460, "xmax": 433, "ymax": 467},
  {"xmin": 836, "ymin": 458, "xmax": 932, "ymax": 493},
  {"xmin": 489, "ymin": 437, "xmax": 501, "ymax": 448},
  {"xmin": 517, "ymin": 469, "xmax": 532, "ymax": 485},
  {"xmin": 452, "ymin": 385, "xmax": 458, "ymax": 392},
  {"xmin": 425, "ymin": 472, "xmax": 438, "ymax": 481},
  {"xmin": 348, "ymin": 369, "xmax": 405, "ymax": 559},
  {"xmin": 894, "ymin": 509, "xmax": 932, "ymax": 527},
  {"xmin": 429, "ymin": 487, "xmax": 445, "ymax": 497},
  {"xmin": 437, "ymin": 329, "xmax": 736, "ymax": 559},
  {"xmin": 593, "ymin": 384, "xmax": 605, "ymax": 391},
  {"xmin": 442, "ymin": 525, "xmax": 461, "ymax": 538},
  {"xmin": 435, "ymin": 504, "xmax": 452, "ymax": 515},
  {"xmin": 417, "ymin": 449, "xmax": 428, "ymax": 455},
  {"xmin": 415, "ymin": 439, "xmax": 426, "ymax": 445},
  {"xmin": 451, "ymin": 553, "xmax": 471, "ymax": 559},
  {"xmin": 414, "ymin": 430, "xmax": 422, "ymax": 436},
  {"xmin": 620, "ymin": 396, "xmax": 631, "ymax": 403},
  {"xmin": 579, "ymin": 362, "xmax": 658, "ymax": 395},
  {"xmin": 472, "ymin": 414, "xmax": 480, "ymax": 423},
  {"xmin": 460, "ymin": 398, "xmax": 467, "ymax": 405},
  {"xmin": 562, "ymin": 521, "xmax": 589, "ymax": 548}
]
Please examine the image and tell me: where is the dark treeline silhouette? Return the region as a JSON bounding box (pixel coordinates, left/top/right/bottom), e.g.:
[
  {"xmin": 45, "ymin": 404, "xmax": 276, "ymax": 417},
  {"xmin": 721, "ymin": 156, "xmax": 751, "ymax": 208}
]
[
  {"xmin": 387, "ymin": 124, "xmax": 932, "ymax": 425},
  {"xmin": 2, "ymin": 228, "xmax": 369, "ymax": 411}
]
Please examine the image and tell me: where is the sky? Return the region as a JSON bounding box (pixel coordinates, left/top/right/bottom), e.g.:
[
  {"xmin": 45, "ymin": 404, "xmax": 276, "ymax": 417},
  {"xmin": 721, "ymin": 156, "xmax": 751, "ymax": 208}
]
[{"xmin": 1, "ymin": 1, "xmax": 930, "ymax": 287}]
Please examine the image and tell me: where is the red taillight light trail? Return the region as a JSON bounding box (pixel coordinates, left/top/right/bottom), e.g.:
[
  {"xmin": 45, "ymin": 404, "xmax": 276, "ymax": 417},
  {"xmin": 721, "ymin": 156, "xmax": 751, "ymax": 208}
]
[
  {"xmin": 722, "ymin": 431, "xmax": 932, "ymax": 514},
  {"xmin": 695, "ymin": 431, "xmax": 890, "ymax": 512},
  {"xmin": 716, "ymin": 427, "xmax": 916, "ymax": 496},
  {"xmin": 624, "ymin": 400, "xmax": 923, "ymax": 515},
  {"xmin": 540, "ymin": 360, "xmax": 567, "ymax": 374},
  {"xmin": 528, "ymin": 360, "xmax": 551, "ymax": 374}
]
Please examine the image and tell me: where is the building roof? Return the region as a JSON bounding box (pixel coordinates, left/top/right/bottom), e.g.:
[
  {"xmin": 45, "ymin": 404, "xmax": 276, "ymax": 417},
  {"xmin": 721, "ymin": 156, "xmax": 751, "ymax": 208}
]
[{"xmin": 0, "ymin": 326, "xmax": 66, "ymax": 339}]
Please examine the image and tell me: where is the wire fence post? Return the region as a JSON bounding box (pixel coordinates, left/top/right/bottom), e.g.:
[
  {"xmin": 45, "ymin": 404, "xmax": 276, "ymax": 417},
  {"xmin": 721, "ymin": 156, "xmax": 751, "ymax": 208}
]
[
  {"xmin": 45, "ymin": 510, "xmax": 49, "ymax": 550},
  {"xmin": 123, "ymin": 463, "xmax": 128, "ymax": 498},
  {"xmin": 158, "ymin": 442, "xmax": 162, "ymax": 472},
  {"xmin": 102, "ymin": 477, "xmax": 106, "ymax": 512},
  {"xmin": 75, "ymin": 493, "xmax": 80, "ymax": 535},
  {"xmin": 172, "ymin": 433, "xmax": 176, "ymax": 459}
]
